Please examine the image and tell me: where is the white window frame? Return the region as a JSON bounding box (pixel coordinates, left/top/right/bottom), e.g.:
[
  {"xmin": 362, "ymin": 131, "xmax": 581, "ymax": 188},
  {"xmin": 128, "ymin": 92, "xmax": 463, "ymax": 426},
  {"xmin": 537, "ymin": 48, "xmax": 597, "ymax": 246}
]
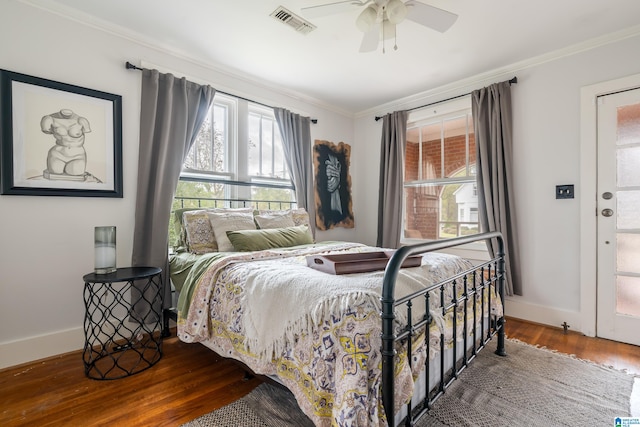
[
  {"xmin": 247, "ymin": 103, "xmax": 291, "ymax": 185},
  {"xmin": 178, "ymin": 94, "xmax": 294, "ymax": 201},
  {"xmin": 402, "ymin": 96, "xmax": 487, "ymax": 255}
]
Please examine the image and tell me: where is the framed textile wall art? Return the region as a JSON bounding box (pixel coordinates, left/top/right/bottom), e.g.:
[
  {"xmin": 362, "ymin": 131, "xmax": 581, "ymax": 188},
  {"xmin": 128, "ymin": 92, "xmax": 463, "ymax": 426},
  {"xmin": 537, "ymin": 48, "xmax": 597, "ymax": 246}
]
[{"xmin": 313, "ymin": 139, "xmax": 354, "ymax": 230}]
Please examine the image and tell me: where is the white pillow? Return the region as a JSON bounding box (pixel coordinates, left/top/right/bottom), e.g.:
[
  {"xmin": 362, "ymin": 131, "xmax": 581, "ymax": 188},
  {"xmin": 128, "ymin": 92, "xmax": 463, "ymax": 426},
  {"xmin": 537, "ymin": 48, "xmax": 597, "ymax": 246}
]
[
  {"xmin": 183, "ymin": 207, "xmax": 253, "ymax": 253},
  {"xmin": 290, "ymin": 208, "xmax": 311, "ymax": 228},
  {"xmin": 208, "ymin": 211, "xmax": 257, "ymax": 252},
  {"xmin": 254, "ymin": 212, "xmax": 295, "ymax": 229},
  {"xmin": 258, "ymin": 208, "xmax": 311, "ymax": 228}
]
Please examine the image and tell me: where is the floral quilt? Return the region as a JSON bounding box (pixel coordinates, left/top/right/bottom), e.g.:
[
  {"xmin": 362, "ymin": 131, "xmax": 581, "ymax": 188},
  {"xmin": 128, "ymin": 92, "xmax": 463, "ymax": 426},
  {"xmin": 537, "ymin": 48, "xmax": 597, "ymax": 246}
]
[{"xmin": 177, "ymin": 242, "xmax": 501, "ymax": 426}]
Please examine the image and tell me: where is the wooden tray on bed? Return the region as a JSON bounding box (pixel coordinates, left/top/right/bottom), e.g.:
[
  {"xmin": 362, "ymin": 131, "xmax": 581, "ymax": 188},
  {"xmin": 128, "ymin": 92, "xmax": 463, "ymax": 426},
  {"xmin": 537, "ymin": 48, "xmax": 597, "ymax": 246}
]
[{"xmin": 306, "ymin": 251, "xmax": 422, "ymax": 275}]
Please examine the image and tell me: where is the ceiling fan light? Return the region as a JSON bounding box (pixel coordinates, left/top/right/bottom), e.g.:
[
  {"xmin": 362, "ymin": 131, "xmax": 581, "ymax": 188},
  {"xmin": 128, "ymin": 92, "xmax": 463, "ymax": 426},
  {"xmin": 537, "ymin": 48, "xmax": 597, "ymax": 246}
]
[
  {"xmin": 356, "ymin": 5, "xmax": 377, "ymax": 32},
  {"xmin": 386, "ymin": 0, "xmax": 408, "ymax": 24}
]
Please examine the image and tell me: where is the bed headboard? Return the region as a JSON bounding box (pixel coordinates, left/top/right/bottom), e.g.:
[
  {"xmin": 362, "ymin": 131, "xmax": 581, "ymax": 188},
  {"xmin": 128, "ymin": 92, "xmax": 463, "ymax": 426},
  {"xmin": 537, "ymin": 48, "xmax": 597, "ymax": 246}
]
[
  {"xmin": 169, "ymin": 196, "xmax": 300, "ymax": 251},
  {"xmin": 172, "ymin": 196, "xmax": 297, "ymax": 211}
]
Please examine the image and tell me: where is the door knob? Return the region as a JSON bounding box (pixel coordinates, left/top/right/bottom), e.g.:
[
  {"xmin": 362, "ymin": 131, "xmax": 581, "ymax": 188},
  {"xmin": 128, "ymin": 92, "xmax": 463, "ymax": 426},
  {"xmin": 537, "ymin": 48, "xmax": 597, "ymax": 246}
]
[{"xmin": 601, "ymin": 208, "xmax": 614, "ymax": 217}]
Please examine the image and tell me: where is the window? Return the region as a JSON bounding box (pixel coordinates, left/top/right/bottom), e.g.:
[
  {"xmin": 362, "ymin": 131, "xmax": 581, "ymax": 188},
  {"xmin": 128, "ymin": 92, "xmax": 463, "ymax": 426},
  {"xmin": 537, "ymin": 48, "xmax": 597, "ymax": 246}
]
[
  {"xmin": 170, "ymin": 94, "xmax": 295, "ymax": 244},
  {"xmin": 246, "ymin": 105, "xmax": 294, "ymax": 208},
  {"xmin": 177, "ymin": 94, "xmax": 237, "ymax": 204},
  {"xmin": 403, "ymin": 100, "xmax": 478, "ymax": 240},
  {"xmin": 248, "ymin": 108, "xmax": 288, "ymax": 181}
]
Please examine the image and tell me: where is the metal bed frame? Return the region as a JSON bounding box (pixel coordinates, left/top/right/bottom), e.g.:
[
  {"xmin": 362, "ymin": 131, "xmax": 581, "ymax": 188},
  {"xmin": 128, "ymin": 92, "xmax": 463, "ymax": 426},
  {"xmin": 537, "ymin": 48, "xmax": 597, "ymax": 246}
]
[
  {"xmin": 381, "ymin": 231, "xmax": 506, "ymax": 426},
  {"xmin": 165, "ymin": 196, "xmax": 507, "ymax": 425}
]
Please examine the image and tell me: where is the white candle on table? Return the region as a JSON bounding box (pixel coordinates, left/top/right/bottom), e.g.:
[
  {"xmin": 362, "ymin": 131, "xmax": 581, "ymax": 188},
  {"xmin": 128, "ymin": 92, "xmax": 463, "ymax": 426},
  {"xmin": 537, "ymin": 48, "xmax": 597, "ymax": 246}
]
[{"xmin": 95, "ymin": 244, "xmax": 116, "ymax": 271}]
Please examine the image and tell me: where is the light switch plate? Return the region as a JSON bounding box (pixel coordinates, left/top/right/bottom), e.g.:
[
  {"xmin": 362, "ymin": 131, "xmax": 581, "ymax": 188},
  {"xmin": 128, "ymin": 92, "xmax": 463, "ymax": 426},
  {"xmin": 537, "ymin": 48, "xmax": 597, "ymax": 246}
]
[{"xmin": 556, "ymin": 185, "xmax": 574, "ymax": 199}]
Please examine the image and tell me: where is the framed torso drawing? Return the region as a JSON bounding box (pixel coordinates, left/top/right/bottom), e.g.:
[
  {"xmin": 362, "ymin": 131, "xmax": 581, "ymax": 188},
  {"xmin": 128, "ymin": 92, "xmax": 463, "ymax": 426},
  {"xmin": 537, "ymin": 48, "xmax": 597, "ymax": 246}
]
[
  {"xmin": 0, "ymin": 69, "xmax": 122, "ymax": 197},
  {"xmin": 313, "ymin": 140, "xmax": 354, "ymax": 230}
]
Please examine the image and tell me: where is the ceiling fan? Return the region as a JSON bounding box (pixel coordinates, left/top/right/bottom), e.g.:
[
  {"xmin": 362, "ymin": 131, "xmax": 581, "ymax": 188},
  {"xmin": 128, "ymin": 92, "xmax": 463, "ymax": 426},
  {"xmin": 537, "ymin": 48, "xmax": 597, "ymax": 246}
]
[{"xmin": 301, "ymin": 0, "xmax": 458, "ymax": 53}]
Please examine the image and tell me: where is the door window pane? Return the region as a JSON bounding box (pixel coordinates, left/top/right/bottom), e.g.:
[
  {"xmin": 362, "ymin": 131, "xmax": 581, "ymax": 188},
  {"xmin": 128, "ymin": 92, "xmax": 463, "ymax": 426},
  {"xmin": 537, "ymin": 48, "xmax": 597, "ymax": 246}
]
[
  {"xmin": 617, "ymin": 146, "xmax": 640, "ymax": 188},
  {"xmin": 617, "ymin": 233, "xmax": 640, "ymax": 274},
  {"xmin": 617, "ymin": 103, "xmax": 640, "ymax": 146},
  {"xmin": 616, "ymin": 276, "xmax": 640, "ymax": 317},
  {"xmin": 617, "ymin": 191, "xmax": 640, "ymax": 230}
]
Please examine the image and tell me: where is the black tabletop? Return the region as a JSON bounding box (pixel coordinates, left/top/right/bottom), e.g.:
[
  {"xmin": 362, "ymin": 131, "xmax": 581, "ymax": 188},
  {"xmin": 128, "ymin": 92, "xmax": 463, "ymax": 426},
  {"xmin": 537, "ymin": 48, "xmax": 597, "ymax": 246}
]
[{"xmin": 83, "ymin": 267, "xmax": 162, "ymax": 283}]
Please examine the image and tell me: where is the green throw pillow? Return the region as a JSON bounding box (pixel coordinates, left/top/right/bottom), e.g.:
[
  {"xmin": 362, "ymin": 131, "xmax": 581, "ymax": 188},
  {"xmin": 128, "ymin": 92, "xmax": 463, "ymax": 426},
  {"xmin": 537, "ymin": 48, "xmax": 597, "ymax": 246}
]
[{"xmin": 226, "ymin": 225, "xmax": 313, "ymax": 251}]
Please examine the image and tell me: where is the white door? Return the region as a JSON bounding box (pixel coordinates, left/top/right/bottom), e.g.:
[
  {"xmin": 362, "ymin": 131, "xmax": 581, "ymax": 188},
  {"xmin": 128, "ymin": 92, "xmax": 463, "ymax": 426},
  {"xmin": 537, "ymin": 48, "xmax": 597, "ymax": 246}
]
[{"xmin": 596, "ymin": 87, "xmax": 640, "ymax": 346}]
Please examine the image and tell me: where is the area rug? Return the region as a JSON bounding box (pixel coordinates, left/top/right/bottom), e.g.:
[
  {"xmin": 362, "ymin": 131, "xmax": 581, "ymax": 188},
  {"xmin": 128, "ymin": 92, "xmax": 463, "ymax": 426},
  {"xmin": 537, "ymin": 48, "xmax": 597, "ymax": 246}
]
[{"xmin": 182, "ymin": 339, "xmax": 638, "ymax": 427}]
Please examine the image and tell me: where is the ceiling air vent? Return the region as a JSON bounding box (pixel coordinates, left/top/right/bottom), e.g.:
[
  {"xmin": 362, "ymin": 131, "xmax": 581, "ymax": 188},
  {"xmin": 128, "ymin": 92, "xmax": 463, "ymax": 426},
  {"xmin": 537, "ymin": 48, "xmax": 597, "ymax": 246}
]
[{"xmin": 271, "ymin": 6, "xmax": 316, "ymax": 35}]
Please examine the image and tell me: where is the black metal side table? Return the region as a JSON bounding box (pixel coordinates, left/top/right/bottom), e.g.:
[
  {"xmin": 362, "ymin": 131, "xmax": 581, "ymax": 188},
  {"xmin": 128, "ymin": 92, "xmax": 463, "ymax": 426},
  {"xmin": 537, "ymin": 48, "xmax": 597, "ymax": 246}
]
[{"xmin": 83, "ymin": 267, "xmax": 163, "ymax": 380}]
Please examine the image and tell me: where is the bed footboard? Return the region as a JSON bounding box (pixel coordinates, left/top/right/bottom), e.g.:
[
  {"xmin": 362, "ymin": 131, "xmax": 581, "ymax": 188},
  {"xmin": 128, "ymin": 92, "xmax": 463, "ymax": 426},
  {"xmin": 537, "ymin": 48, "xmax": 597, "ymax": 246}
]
[{"xmin": 381, "ymin": 231, "xmax": 506, "ymax": 426}]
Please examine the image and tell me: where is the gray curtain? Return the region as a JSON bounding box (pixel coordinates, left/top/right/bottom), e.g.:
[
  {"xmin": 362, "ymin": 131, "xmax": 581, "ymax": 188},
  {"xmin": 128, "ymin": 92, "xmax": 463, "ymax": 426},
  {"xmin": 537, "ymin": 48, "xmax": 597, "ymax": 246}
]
[
  {"xmin": 131, "ymin": 69, "xmax": 215, "ymax": 319},
  {"xmin": 472, "ymin": 81, "xmax": 521, "ymax": 296},
  {"xmin": 274, "ymin": 108, "xmax": 316, "ymax": 237},
  {"xmin": 377, "ymin": 110, "xmax": 408, "ymax": 248}
]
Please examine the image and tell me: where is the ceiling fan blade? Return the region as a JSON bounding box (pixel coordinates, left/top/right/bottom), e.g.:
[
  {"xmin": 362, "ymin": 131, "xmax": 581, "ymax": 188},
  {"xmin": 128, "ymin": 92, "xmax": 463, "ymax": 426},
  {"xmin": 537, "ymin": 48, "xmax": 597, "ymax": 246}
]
[
  {"xmin": 405, "ymin": 1, "xmax": 458, "ymax": 33},
  {"xmin": 359, "ymin": 26, "xmax": 379, "ymax": 52},
  {"xmin": 301, "ymin": 1, "xmax": 366, "ymax": 19}
]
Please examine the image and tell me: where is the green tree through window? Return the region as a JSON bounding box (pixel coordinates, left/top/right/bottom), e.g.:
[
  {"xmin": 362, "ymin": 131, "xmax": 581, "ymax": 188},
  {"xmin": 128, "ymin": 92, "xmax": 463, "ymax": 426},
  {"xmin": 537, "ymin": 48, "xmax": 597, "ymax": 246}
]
[{"xmin": 169, "ymin": 95, "xmax": 295, "ymax": 248}]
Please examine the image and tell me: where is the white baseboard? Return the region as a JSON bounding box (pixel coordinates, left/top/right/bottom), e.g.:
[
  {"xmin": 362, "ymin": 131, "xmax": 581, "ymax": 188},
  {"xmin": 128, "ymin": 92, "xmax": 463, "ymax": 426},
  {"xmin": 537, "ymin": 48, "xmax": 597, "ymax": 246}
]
[
  {"xmin": 0, "ymin": 327, "xmax": 84, "ymax": 370},
  {"xmin": 0, "ymin": 299, "xmax": 583, "ymax": 370},
  {"xmin": 504, "ymin": 297, "xmax": 584, "ymax": 335}
]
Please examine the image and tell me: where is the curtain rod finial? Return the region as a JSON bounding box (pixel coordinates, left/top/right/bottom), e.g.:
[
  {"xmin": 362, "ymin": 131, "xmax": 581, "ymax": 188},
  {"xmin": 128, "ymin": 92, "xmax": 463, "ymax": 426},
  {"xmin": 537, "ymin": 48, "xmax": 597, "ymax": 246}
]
[{"xmin": 125, "ymin": 61, "xmax": 142, "ymax": 71}]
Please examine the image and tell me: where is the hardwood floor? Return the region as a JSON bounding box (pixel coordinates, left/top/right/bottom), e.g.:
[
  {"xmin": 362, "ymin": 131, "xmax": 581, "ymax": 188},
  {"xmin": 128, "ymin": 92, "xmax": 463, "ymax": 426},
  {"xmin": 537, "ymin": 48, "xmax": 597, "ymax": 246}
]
[
  {"xmin": 1, "ymin": 317, "xmax": 638, "ymax": 427},
  {"xmin": 505, "ymin": 317, "xmax": 640, "ymax": 375},
  {"xmin": 0, "ymin": 338, "xmax": 261, "ymax": 427}
]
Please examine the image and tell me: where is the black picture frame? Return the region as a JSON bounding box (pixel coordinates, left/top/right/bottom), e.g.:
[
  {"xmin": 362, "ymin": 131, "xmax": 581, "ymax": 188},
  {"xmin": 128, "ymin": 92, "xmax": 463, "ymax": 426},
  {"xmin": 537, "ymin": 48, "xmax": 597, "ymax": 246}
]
[{"xmin": 0, "ymin": 69, "xmax": 122, "ymax": 197}]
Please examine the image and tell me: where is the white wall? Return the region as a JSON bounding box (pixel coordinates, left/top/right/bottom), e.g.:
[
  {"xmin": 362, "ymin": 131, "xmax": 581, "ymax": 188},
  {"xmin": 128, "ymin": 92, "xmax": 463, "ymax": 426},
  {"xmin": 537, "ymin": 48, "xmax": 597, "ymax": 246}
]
[
  {"xmin": 3, "ymin": 0, "xmax": 640, "ymax": 369},
  {"xmin": 354, "ymin": 32, "xmax": 640, "ymax": 332},
  {"xmin": 0, "ymin": 1, "xmax": 354, "ymax": 368}
]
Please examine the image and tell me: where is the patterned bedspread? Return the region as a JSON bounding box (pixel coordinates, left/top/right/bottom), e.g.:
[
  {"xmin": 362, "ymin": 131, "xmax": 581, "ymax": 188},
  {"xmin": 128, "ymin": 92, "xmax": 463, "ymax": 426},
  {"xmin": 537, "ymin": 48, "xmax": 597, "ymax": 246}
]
[{"xmin": 176, "ymin": 242, "xmax": 501, "ymax": 426}]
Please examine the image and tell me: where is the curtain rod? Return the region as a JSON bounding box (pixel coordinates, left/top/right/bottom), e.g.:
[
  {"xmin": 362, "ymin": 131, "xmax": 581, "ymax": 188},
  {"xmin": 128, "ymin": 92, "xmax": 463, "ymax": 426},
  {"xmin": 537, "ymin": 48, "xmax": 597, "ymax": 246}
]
[
  {"xmin": 374, "ymin": 76, "xmax": 518, "ymax": 121},
  {"xmin": 125, "ymin": 61, "xmax": 318, "ymax": 124}
]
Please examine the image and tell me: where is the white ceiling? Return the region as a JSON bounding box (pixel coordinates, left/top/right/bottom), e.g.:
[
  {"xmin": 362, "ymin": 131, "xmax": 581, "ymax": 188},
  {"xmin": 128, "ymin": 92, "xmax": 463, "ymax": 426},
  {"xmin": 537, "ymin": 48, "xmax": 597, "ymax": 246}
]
[{"xmin": 24, "ymin": 0, "xmax": 640, "ymax": 114}]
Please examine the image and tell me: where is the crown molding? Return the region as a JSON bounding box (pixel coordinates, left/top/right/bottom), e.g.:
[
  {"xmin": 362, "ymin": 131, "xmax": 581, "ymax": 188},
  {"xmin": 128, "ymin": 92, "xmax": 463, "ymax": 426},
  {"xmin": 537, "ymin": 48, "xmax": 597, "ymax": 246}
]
[
  {"xmin": 19, "ymin": 0, "xmax": 354, "ymax": 119},
  {"xmin": 357, "ymin": 23, "xmax": 640, "ymax": 119},
  {"xmin": 19, "ymin": 1, "xmax": 640, "ymax": 120}
]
